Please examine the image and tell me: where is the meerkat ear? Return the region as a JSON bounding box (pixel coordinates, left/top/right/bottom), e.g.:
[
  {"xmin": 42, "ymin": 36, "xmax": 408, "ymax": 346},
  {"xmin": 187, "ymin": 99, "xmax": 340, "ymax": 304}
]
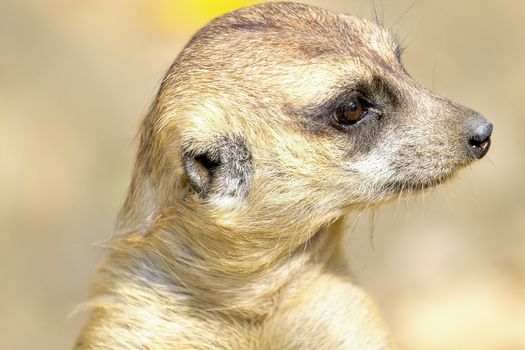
[
  {"xmin": 182, "ymin": 137, "xmax": 252, "ymax": 198},
  {"xmin": 182, "ymin": 147, "xmax": 221, "ymax": 196}
]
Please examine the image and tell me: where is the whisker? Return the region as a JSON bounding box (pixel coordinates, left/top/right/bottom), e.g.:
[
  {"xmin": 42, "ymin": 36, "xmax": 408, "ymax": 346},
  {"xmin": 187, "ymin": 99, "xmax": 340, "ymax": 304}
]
[{"xmin": 390, "ymin": 0, "xmax": 422, "ymax": 29}]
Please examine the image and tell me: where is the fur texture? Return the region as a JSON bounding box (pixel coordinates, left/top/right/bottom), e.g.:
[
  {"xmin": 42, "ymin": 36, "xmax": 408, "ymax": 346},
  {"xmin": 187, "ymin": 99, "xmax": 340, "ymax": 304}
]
[{"xmin": 75, "ymin": 3, "xmax": 491, "ymax": 349}]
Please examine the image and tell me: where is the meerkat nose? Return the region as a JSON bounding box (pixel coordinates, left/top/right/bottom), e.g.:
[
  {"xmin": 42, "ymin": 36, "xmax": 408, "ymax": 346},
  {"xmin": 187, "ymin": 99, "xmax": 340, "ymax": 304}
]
[{"xmin": 468, "ymin": 117, "xmax": 493, "ymax": 159}]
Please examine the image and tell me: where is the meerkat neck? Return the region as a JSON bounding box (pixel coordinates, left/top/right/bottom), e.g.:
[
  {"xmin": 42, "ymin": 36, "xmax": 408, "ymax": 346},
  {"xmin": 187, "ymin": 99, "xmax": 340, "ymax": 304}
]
[{"xmin": 101, "ymin": 216, "xmax": 348, "ymax": 319}]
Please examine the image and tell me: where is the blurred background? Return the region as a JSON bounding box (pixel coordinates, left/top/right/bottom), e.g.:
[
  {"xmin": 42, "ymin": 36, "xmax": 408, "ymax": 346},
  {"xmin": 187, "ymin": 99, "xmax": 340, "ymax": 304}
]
[{"xmin": 1, "ymin": 0, "xmax": 524, "ymax": 349}]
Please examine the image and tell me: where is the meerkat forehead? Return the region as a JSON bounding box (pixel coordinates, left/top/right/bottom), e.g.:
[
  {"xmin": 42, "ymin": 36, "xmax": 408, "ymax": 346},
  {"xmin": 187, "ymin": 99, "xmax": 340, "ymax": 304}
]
[
  {"xmin": 164, "ymin": 2, "xmax": 401, "ymax": 107},
  {"xmin": 191, "ymin": 2, "xmax": 399, "ymax": 59}
]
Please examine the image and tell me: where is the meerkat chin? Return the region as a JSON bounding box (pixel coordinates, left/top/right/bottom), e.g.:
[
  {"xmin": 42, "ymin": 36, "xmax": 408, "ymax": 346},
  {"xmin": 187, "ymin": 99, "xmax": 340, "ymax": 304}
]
[{"xmin": 75, "ymin": 2, "xmax": 492, "ymax": 349}]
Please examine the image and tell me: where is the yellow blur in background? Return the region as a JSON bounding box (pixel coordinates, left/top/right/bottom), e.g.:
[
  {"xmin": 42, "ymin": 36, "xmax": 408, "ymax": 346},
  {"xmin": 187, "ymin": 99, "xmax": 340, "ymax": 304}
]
[
  {"xmin": 1, "ymin": 0, "xmax": 524, "ymax": 349},
  {"xmin": 148, "ymin": 0, "xmax": 259, "ymax": 31}
]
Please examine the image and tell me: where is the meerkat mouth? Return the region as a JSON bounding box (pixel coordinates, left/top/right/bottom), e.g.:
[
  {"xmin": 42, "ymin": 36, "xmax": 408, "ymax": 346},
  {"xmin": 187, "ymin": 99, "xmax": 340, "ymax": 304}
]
[{"xmin": 382, "ymin": 172, "xmax": 456, "ymax": 194}]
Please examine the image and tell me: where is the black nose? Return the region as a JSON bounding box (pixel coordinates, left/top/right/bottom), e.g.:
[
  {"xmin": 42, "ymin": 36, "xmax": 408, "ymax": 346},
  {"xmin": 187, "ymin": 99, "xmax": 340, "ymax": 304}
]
[{"xmin": 468, "ymin": 119, "xmax": 493, "ymax": 159}]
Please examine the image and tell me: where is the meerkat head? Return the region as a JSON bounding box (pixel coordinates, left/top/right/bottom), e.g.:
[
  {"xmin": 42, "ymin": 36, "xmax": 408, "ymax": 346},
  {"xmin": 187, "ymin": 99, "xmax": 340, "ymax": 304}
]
[{"xmin": 120, "ymin": 3, "xmax": 492, "ymax": 249}]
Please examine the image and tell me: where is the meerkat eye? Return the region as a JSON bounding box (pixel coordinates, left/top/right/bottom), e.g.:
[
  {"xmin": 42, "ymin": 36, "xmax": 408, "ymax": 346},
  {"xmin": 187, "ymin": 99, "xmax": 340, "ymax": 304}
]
[{"xmin": 334, "ymin": 97, "xmax": 366, "ymax": 125}]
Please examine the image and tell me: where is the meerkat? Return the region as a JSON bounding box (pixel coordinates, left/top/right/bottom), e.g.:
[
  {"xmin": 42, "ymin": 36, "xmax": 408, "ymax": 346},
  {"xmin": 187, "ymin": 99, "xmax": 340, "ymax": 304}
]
[{"xmin": 75, "ymin": 2, "xmax": 493, "ymax": 349}]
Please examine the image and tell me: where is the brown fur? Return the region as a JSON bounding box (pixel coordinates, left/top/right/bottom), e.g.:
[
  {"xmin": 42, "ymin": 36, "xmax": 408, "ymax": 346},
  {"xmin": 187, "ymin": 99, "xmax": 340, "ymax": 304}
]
[{"xmin": 75, "ymin": 3, "xmax": 491, "ymax": 349}]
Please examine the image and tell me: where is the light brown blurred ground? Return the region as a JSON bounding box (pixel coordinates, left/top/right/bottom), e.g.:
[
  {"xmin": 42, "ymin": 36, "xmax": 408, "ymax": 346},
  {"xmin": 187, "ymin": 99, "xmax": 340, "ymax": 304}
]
[{"xmin": 1, "ymin": 1, "xmax": 524, "ymax": 349}]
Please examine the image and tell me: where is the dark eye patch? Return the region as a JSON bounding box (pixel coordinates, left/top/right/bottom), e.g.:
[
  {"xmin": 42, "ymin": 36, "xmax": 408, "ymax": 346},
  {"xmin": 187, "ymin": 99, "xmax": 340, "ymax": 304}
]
[
  {"xmin": 283, "ymin": 75, "xmax": 398, "ymax": 156},
  {"xmin": 287, "ymin": 75, "xmax": 395, "ymax": 129}
]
